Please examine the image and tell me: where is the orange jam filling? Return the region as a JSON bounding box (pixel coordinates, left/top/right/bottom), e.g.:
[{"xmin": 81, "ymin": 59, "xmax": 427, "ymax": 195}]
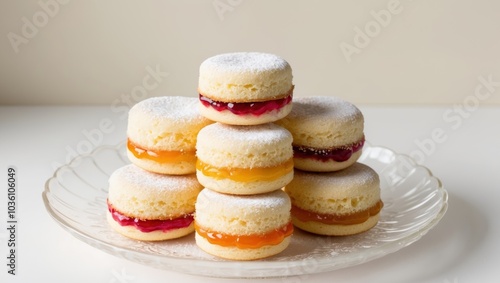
[
  {"xmin": 291, "ymin": 200, "xmax": 383, "ymax": 225},
  {"xmin": 196, "ymin": 158, "xmax": 294, "ymax": 182},
  {"xmin": 195, "ymin": 222, "xmax": 294, "ymax": 249},
  {"xmin": 127, "ymin": 138, "xmax": 196, "ymax": 164}
]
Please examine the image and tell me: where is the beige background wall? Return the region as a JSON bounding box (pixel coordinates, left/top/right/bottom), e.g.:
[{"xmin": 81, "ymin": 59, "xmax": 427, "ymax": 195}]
[{"xmin": 1, "ymin": 0, "xmax": 499, "ymax": 105}]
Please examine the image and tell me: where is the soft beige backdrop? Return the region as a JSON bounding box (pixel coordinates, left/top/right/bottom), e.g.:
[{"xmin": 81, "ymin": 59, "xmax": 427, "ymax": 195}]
[{"xmin": 1, "ymin": 0, "xmax": 499, "ymax": 105}]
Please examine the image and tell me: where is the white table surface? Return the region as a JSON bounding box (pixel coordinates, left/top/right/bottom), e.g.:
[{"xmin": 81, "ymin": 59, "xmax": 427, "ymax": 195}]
[{"xmin": 1, "ymin": 105, "xmax": 499, "ymax": 283}]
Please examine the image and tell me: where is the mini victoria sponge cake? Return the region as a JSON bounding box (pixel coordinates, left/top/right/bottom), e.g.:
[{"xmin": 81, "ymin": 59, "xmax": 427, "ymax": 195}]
[
  {"xmin": 127, "ymin": 96, "xmax": 213, "ymax": 175},
  {"xmin": 198, "ymin": 52, "xmax": 294, "ymax": 125},
  {"xmin": 107, "ymin": 164, "xmax": 203, "ymax": 241},
  {"xmin": 275, "ymin": 96, "xmax": 365, "ymax": 172},
  {"xmin": 284, "ymin": 163, "xmax": 383, "ymax": 236},
  {"xmin": 194, "ymin": 188, "xmax": 293, "ymax": 260},
  {"xmin": 195, "ymin": 122, "xmax": 294, "ymax": 195}
]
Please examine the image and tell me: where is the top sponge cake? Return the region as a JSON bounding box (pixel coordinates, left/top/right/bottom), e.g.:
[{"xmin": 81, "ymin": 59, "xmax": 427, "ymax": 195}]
[{"xmin": 198, "ymin": 52, "xmax": 294, "ymax": 125}]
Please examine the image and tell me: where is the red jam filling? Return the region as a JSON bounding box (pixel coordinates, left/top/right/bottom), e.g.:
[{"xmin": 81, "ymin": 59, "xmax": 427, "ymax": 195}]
[
  {"xmin": 293, "ymin": 138, "xmax": 365, "ymax": 162},
  {"xmin": 107, "ymin": 200, "xmax": 194, "ymax": 233},
  {"xmin": 199, "ymin": 93, "xmax": 292, "ymax": 116}
]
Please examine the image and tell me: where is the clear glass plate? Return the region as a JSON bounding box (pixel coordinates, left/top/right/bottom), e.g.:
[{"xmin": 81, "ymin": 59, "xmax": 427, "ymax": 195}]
[{"xmin": 42, "ymin": 141, "xmax": 448, "ymax": 278}]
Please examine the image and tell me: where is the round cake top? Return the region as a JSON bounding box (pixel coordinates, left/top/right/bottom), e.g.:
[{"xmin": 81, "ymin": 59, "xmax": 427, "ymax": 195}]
[
  {"xmin": 195, "ymin": 188, "xmax": 291, "ymax": 235},
  {"xmin": 196, "ymin": 123, "xmax": 293, "ymax": 168},
  {"xmin": 286, "ymin": 96, "xmax": 361, "ymax": 122},
  {"xmin": 197, "ymin": 188, "xmax": 291, "ymax": 211},
  {"xmin": 198, "ymin": 52, "xmax": 293, "ymax": 102},
  {"xmin": 292, "ymin": 163, "xmax": 379, "ymax": 192},
  {"xmin": 200, "ymin": 52, "xmax": 290, "ymax": 74},
  {"xmin": 129, "ymin": 96, "xmax": 204, "ymax": 125},
  {"xmin": 275, "ymin": 96, "xmax": 364, "ymax": 148},
  {"xmin": 198, "ymin": 122, "xmax": 292, "ymax": 145},
  {"xmin": 109, "ymin": 164, "xmax": 201, "ymax": 195},
  {"xmin": 128, "ymin": 96, "xmax": 213, "ymax": 150}
]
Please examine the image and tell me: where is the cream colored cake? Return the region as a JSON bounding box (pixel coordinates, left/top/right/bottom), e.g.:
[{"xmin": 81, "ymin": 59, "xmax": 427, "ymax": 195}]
[
  {"xmin": 284, "ymin": 163, "xmax": 383, "ymax": 236},
  {"xmin": 194, "ymin": 189, "xmax": 293, "ymax": 260},
  {"xmin": 197, "ymin": 52, "xmax": 294, "ymax": 125},
  {"xmin": 195, "ymin": 122, "xmax": 294, "ymax": 195},
  {"xmin": 275, "ymin": 96, "xmax": 365, "ymax": 172},
  {"xmin": 107, "ymin": 164, "xmax": 203, "ymax": 241},
  {"xmin": 127, "ymin": 96, "xmax": 213, "ymax": 174}
]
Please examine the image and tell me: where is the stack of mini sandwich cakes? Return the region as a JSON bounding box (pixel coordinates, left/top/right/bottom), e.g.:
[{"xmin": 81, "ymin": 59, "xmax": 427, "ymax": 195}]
[
  {"xmin": 105, "ymin": 52, "xmax": 384, "ymax": 260},
  {"xmin": 276, "ymin": 96, "xmax": 384, "ymax": 236},
  {"xmin": 106, "ymin": 96, "xmax": 213, "ymax": 241},
  {"xmin": 194, "ymin": 52, "xmax": 296, "ymax": 260}
]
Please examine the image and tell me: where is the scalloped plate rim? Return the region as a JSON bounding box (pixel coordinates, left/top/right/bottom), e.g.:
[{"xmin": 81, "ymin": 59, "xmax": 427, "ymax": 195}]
[{"xmin": 42, "ymin": 142, "xmax": 448, "ymax": 277}]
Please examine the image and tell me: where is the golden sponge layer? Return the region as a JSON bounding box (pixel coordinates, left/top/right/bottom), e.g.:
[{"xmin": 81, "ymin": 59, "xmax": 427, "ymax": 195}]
[
  {"xmin": 196, "ymin": 123, "xmax": 293, "ymax": 169},
  {"xmin": 285, "ymin": 163, "xmax": 380, "ymax": 215}
]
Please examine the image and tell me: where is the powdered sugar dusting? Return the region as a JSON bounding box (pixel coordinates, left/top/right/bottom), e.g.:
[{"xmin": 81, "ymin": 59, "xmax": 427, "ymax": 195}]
[
  {"xmin": 289, "ymin": 96, "xmax": 362, "ymax": 123},
  {"xmin": 130, "ymin": 96, "xmax": 205, "ymax": 124},
  {"xmin": 294, "ymin": 163, "xmax": 379, "ymax": 189},
  {"xmin": 198, "ymin": 188, "xmax": 291, "ymax": 209},
  {"xmin": 198, "ymin": 122, "xmax": 292, "ymax": 145},
  {"xmin": 111, "ymin": 164, "xmax": 200, "ymax": 191},
  {"xmin": 201, "ymin": 52, "xmax": 290, "ymax": 74}
]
